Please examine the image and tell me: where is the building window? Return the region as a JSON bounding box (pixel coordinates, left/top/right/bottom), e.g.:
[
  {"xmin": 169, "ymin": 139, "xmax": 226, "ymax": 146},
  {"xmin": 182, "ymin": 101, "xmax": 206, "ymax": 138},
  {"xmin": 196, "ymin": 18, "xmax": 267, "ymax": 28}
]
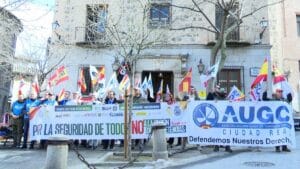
[
  {"xmin": 297, "ymin": 15, "xmax": 300, "ymax": 37},
  {"xmin": 11, "ymin": 34, "xmax": 16, "ymax": 50},
  {"xmin": 215, "ymin": 4, "xmax": 240, "ymax": 40},
  {"xmin": 217, "ymin": 68, "xmax": 242, "ymax": 95},
  {"xmin": 149, "ymin": 3, "xmax": 171, "ymax": 27},
  {"xmin": 86, "ymin": 4, "xmax": 108, "ymax": 42}
]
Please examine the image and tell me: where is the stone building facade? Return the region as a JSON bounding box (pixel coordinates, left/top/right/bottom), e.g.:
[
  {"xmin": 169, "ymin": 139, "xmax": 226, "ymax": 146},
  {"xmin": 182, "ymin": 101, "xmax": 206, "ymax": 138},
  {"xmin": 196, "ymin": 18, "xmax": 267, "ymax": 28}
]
[
  {"xmin": 269, "ymin": 0, "xmax": 300, "ymax": 112},
  {"xmin": 0, "ymin": 8, "xmax": 23, "ymax": 114},
  {"xmin": 49, "ymin": 0, "xmax": 272, "ymax": 99}
]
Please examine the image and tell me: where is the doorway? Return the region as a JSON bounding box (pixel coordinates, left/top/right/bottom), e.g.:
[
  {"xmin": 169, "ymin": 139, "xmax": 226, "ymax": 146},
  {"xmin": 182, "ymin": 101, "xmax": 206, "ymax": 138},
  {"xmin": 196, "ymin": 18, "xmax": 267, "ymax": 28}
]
[{"xmin": 141, "ymin": 71, "xmax": 174, "ymax": 96}]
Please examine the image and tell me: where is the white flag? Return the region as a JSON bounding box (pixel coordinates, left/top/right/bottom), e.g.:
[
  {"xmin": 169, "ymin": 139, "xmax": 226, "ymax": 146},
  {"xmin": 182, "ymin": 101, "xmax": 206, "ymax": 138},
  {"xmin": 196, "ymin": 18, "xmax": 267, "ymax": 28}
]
[
  {"xmin": 207, "ymin": 60, "xmax": 220, "ymax": 78},
  {"xmin": 106, "ymin": 72, "xmax": 119, "ymax": 91},
  {"xmin": 227, "ymin": 85, "xmax": 245, "ymax": 101},
  {"xmin": 250, "ymin": 79, "xmax": 264, "ymax": 101},
  {"xmin": 147, "ymin": 73, "xmax": 154, "ymax": 98},
  {"xmin": 89, "ymin": 65, "xmax": 98, "ymax": 85}
]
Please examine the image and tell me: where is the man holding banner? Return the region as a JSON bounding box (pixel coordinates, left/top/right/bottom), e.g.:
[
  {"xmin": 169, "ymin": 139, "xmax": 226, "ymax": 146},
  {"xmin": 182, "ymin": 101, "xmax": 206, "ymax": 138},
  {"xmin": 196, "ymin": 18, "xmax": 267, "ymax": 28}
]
[{"xmin": 274, "ymin": 89, "xmax": 291, "ymax": 152}]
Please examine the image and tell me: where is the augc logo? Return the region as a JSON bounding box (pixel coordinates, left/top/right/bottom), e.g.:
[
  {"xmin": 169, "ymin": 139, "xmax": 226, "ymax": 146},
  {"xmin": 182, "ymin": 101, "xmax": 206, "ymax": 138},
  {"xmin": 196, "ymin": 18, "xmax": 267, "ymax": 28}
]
[{"xmin": 193, "ymin": 103, "xmax": 219, "ymax": 129}]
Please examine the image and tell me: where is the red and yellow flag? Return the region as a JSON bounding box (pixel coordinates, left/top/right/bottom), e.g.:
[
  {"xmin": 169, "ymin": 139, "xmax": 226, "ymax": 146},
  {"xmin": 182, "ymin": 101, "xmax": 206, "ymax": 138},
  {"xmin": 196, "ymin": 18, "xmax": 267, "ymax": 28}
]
[
  {"xmin": 31, "ymin": 75, "xmax": 40, "ymax": 95},
  {"xmin": 272, "ymin": 65, "xmax": 285, "ymax": 84},
  {"xmin": 251, "ymin": 59, "xmax": 268, "ymax": 89},
  {"xmin": 78, "ymin": 68, "xmax": 87, "ymax": 93},
  {"xmin": 98, "ymin": 66, "xmax": 105, "ymax": 82},
  {"xmin": 179, "ymin": 68, "xmax": 192, "ymax": 93},
  {"xmin": 49, "ymin": 66, "xmax": 69, "ymax": 87},
  {"xmin": 58, "ymin": 88, "xmax": 65, "ymax": 102}
]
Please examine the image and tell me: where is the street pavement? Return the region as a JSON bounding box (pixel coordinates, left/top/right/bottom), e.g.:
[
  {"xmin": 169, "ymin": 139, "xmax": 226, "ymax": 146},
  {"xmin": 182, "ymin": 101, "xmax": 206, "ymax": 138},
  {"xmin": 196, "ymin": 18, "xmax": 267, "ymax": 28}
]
[{"xmin": 0, "ymin": 131, "xmax": 299, "ymax": 169}]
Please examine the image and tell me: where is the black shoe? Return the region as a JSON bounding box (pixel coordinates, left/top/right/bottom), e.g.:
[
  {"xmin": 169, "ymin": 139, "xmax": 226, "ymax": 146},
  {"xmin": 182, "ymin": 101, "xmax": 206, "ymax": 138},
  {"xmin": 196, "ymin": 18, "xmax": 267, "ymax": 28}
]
[
  {"xmin": 109, "ymin": 145, "xmax": 114, "ymax": 149},
  {"xmin": 282, "ymin": 146, "xmax": 291, "ymax": 152},
  {"xmin": 213, "ymin": 146, "xmax": 219, "ymax": 152},
  {"xmin": 29, "ymin": 145, "xmax": 34, "ymax": 149},
  {"xmin": 21, "ymin": 145, "xmax": 27, "ymax": 149},
  {"xmin": 225, "ymin": 147, "xmax": 233, "ymax": 153},
  {"xmin": 275, "ymin": 146, "xmax": 281, "ymax": 152}
]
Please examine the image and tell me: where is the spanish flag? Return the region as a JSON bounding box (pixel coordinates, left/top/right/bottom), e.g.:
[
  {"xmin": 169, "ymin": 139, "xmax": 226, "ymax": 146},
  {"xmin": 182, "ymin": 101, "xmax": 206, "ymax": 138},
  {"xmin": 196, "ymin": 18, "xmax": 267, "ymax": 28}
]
[
  {"xmin": 78, "ymin": 68, "xmax": 87, "ymax": 93},
  {"xmin": 31, "ymin": 75, "xmax": 40, "ymax": 95},
  {"xmin": 98, "ymin": 66, "xmax": 105, "ymax": 83},
  {"xmin": 29, "ymin": 106, "xmax": 41, "ymax": 120},
  {"xmin": 58, "ymin": 88, "xmax": 65, "ymax": 102},
  {"xmin": 119, "ymin": 74, "xmax": 130, "ymax": 92},
  {"xmin": 272, "ymin": 65, "xmax": 285, "ymax": 84},
  {"xmin": 49, "ymin": 66, "xmax": 69, "ymax": 87},
  {"xmin": 251, "ymin": 59, "xmax": 268, "ymax": 89},
  {"xmin": 179, "ymin": 68, "xmax": 192, "ymax": 93}
]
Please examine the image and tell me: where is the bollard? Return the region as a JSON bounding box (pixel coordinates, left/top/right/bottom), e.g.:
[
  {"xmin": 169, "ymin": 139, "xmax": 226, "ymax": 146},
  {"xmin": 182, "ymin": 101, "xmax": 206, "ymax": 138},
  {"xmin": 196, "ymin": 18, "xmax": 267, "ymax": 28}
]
[
  {"xmin": 45, "ymin": 136, "xmax": 69, "ymax": 169},
  {"xmin": 152, "ymin": 122, "xmax": 168, "ymax": 161}
]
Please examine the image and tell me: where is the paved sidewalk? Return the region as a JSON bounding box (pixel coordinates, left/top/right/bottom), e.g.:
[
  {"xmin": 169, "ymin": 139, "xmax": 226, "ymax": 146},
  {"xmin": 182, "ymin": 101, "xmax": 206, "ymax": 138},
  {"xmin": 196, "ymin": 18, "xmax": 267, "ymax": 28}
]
[{"xmin": 1, "ymin": 132, "xmax": 299, "ymax": 169}]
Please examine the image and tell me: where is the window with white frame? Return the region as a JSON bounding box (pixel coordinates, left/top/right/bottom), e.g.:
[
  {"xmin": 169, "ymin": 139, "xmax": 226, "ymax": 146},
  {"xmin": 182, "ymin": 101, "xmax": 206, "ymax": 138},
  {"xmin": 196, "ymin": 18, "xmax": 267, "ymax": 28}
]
[
  {"xmin": 149, "ymin": 3, "xmax": 171, "ymax": 27},
  {"xmin": 215, "ymin": 3, "xmax": 240, "ymax": 40},
  {"xmin": 86, "ymin": 4, "xmax": 108, "ymax": 42}
]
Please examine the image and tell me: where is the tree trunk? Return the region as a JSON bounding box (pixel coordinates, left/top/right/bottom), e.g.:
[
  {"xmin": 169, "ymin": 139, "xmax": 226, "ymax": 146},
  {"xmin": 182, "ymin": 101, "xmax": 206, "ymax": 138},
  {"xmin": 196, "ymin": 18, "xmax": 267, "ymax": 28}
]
[{"xmin": 127, "ymin": 72, "xmax": 133, "ymax": 161}]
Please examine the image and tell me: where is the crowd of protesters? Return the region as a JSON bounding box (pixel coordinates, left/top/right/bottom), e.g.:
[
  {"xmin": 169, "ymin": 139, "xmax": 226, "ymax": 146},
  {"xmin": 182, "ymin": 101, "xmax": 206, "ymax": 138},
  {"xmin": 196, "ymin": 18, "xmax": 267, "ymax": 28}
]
[{"xmin": 4, "ymin": 83, "xmax": 293, "ymax": 153}]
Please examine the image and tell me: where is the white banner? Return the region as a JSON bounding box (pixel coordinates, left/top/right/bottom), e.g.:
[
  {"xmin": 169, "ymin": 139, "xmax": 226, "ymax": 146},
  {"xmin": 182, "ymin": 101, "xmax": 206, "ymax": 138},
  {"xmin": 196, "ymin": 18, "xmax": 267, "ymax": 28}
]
[
  {"xmin": 29, "ymin": 103, "xmax": 188, "ymax": 140},
  {"xmin": 186, "ymin": 101, "xmax": 296, "ymax": 147},
  {"xmin": 29, "ymin": 101, "xmax": 296, "ymax": 148}
]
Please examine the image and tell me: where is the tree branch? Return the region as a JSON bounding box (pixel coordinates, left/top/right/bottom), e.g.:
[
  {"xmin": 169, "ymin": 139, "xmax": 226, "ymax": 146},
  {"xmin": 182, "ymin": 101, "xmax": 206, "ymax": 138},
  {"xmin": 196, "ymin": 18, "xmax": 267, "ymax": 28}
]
[
  {"xmin": 171, "ymin": 26, "xmax": 217, "ymax": 33},
  {"xmin": 191, "ymin": 0, "xmax": 220, "ymax": 32},
  {"xmin": 241, "ymin": 0, "xmax": 283, "ymax": 19}
]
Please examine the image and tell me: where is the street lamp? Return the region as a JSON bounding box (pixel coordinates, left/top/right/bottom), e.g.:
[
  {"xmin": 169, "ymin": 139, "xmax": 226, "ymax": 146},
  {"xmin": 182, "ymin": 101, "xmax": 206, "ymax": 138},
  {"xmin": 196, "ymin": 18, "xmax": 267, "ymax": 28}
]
[
  {"xmin": 197, "ymin": 59, "xmax": 205, "ymax": 74},
  {"xmin": 112, "ymin": 57, "xmax": 120, "ymax": 72},
  {"xmin": 52, "ymin": 20, "xmax": 60, "ymax": 30},
  {"xmin": 259, "ymin": 18, "xmax": 268, "ymax": 43}
]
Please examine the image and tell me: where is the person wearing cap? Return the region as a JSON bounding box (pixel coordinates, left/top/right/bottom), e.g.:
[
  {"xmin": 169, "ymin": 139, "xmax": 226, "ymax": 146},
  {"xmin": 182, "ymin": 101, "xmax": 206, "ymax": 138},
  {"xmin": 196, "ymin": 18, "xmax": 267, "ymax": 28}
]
[
  {"xmin": 58, "ymin": 90, "xmax": 71, "ymax": 105},
  {"xmin": 11, "ymin": 94, "xmax": 26, "ymax": 148},
  {"xmin": 207, "ymin": 84, "xmax": 233, "ymax": 153},
  {"xmin": 39, "ymin": 92, "xmax": 57, "ymax": 149},
  {"xmin": 40, "ymin": 92, "xmax": 57, "ymax": 106},
  {"xmin": 189, "ymin": 86, "xmax": 200, "ymax": 101}
]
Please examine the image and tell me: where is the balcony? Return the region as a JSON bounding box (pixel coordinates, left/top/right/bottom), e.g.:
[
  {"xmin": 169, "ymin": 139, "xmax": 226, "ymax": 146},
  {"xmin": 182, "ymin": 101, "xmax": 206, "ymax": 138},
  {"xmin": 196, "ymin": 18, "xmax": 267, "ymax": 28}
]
[
  {"xmin": 208, "ymin": 27, "xmax": 256, "ymax": 47},
  {"xmin": 74, "ymin": 26, "xmax": 110, "ymax": 48},
  {"xmin": 149, "ymin": 18, "xmax": 170, "ymax": 28}
]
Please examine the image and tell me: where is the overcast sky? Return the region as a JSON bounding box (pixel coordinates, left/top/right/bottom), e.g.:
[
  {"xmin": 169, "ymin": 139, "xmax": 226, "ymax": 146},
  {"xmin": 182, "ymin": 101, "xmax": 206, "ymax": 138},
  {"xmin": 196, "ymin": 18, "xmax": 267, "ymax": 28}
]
[{"xmin": 1, "ymin": 0, "xmax": 55, "ymax": 59}]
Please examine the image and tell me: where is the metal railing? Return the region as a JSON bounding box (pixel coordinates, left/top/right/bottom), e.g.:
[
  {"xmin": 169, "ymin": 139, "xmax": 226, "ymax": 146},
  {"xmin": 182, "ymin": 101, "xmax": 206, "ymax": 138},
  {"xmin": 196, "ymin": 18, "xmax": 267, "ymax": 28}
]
[{"xmin": 75, "ymin": 26, "xmax": 108, "ymax": 44}]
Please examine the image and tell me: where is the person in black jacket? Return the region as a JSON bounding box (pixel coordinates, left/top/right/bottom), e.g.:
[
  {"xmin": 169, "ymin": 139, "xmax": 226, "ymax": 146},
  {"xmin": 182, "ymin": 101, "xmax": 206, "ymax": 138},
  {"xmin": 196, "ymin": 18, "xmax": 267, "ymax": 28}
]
[
  {"xmin": 207, "ymin": 84, "xmax": 233, "ymax": 153},
  {"xmin": 273, "ymin": 89, "xmax": 291, "ymax": 152},
  {"xmin": 102, "ymin": 91, "xmax": 117, "ymax": 150}
]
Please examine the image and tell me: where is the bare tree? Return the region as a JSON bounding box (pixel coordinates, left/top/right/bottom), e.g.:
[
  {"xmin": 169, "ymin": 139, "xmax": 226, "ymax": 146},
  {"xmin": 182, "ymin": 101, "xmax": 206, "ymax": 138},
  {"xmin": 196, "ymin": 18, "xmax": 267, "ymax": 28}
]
[
  {"xmin": 100, "ymin": 0, "xmax": 167, "ymax": 160},
  {"xmin": 172, "ymin": 0, "xmax": 283, "ymax": 88},
  {"xmin": 1, "ymin": 0, "xmax": 66, "ymax": 91}
]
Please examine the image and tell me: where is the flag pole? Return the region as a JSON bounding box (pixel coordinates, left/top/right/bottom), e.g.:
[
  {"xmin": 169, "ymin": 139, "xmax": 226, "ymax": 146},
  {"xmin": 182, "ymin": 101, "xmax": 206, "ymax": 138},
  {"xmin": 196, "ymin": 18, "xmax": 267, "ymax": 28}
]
[
  {"xmin": 124, "ymin": 89, "xmax": 128, "ymax": 159},
  {"xmin": 267, "ymin": 56, "xmax": 272, "ymax": 98}
]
